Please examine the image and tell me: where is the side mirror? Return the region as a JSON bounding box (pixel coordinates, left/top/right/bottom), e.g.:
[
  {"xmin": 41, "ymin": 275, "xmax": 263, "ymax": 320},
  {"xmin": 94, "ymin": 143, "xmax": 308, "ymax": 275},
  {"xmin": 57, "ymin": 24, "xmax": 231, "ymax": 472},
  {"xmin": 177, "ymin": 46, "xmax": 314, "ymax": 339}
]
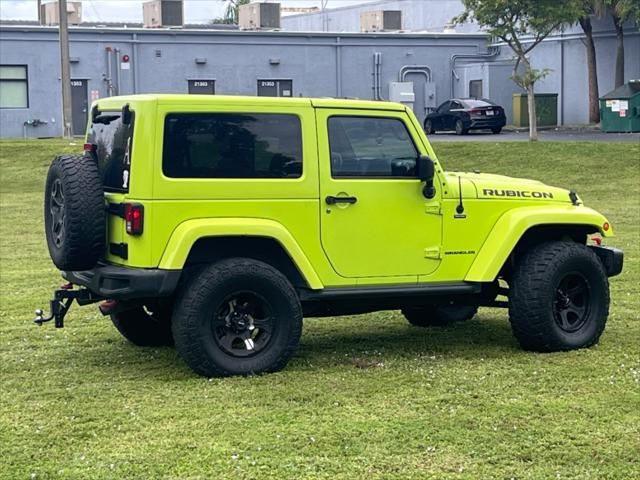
[{"xmin": 418, "ymin": 154, "xmax": 436, "ymax": 199}]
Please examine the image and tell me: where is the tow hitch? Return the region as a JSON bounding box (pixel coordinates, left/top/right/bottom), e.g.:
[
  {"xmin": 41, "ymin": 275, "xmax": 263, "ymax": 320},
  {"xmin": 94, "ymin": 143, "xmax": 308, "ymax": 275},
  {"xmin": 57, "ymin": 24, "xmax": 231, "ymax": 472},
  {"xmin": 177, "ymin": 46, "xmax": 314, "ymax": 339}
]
[{"xmin": 34, "ymin": 283, "xmax": 102, "ymax": 328}]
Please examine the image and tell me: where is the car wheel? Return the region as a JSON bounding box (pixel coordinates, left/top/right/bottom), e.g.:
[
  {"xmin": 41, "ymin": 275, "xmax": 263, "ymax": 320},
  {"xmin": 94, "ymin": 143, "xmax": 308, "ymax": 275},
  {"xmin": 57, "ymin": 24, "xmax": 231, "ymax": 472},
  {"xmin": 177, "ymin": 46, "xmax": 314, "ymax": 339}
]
[
  {"xmin": 491, "ymin": 127, "xmax": 502, "ymax": 134},
  {"xmin": 455, "ymin": 119, "xmax": 467, "ymax": 135},
  {"xmin": 44, "ymin": 154, "xmax": 105, "ymax": 271},
  {"xmin": 424, "ymin": 119, "xmax": 435, "ymax": 134},
  {"xmin": 402, "ymin": 304, "xmax": 478, "ymax": 327},
  {"xmin": 172, "ymin": 258, "xmax": 303, "ymax": 377},
  {"xmin": 509, "ymin": 242, "xmax": 609, "ymax": 352},
  {"xmin": 111, "ymin": 303, "xmax": 174, "ymax": 347}
]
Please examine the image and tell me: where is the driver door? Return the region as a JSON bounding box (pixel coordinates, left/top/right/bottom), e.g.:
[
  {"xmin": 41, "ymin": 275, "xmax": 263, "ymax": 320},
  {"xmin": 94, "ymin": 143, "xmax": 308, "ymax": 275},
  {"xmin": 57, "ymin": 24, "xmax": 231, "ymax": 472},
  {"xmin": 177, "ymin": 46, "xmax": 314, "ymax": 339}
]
[{"xmin": 316, "ymin": 109, "xmax": 442, "ymax": 279}]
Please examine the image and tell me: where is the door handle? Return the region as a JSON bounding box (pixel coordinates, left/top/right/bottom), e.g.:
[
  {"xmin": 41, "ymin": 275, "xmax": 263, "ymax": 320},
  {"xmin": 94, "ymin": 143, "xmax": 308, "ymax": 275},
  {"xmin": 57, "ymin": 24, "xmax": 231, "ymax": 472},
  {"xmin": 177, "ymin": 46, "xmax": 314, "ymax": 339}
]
[{"xmin": 325, "ymin": 195, "xmax": 357, "ymax": 205}]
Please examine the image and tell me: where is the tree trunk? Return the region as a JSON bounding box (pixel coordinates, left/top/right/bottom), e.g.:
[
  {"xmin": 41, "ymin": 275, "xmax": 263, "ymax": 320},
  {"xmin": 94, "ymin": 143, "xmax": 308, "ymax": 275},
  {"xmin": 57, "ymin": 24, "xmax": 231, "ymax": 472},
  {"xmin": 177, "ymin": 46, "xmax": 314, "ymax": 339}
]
[
  {"xmin": 580, "ymin": 17, "xmax": 600, "ymax": 124},
  {"xmin": 526, "ymin": 82, "xmax": 538, "ymax": 141},
  {"xmin": 612, "ymin": 13, "xmax": 625, "ymax": 88}
]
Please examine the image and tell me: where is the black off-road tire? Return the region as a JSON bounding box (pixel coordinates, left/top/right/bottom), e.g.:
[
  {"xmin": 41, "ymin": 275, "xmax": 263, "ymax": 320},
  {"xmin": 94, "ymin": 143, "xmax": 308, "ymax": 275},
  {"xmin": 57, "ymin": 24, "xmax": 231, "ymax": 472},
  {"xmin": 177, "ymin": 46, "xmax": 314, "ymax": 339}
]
[
  {"xmin": 402, "ymin": 304, "xmax": 478, "ymax": 327},
  {"xmin": 111, "ymin": 304, "xmax": 174, "ymax": 347},
  {"xmin": 424, "ymin": 119, "xmax": 435, "ymax": 134},
  {"xmin": 172, "ymin": 258, "xmax": 303, "ymax": 377},
  {"xmin": 44, "ymin": 154, "xmax": 105, "ymax": 271},
  {"xmin": 509, "ymin": 241, "xmax": 609, "ymax": 352}
]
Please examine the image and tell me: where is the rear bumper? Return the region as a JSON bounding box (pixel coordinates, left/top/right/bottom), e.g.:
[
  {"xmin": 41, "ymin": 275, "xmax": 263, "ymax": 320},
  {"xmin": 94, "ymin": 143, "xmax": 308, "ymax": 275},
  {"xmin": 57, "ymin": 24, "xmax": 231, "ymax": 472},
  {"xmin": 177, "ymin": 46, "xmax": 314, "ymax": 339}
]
[
  {"xmin": 469, "ymin": 117, "xmax": 506, "ymax": 129},
  {"xmin": 589, "ymin": 246, "xmax": 624, "ymax": 278},
  {"xmin": 63, "ymin": 264, "xmax": 181, "ymax": 300}
]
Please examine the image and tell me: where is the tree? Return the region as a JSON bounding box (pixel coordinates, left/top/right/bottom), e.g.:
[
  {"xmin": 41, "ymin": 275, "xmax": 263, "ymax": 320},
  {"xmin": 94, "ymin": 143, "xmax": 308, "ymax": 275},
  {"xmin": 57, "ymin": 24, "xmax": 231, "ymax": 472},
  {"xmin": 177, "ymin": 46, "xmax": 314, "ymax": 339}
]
[
  {"xmin": 606, "ymin": 0, "xmax": 639, "ymax": 88},
  {"xmin": 578, "ymin": 1, "xmax": 608, "ymax": 124},
  {"xmin": 210, "ymin": 0, "xmax": 251, "ymax": 25},
  {"xmin": 455, "ymin": 1, "xmax": 582, "ymax": 140}
]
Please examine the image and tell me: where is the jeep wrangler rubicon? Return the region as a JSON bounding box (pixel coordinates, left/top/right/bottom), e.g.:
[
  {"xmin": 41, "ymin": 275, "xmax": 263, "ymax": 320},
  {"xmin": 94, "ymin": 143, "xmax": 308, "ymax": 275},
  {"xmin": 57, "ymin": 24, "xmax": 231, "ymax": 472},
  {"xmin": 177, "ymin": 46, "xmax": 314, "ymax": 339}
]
[{"xmin": 37, "ymin": 94, "xmax": 623, "ymax": 377}]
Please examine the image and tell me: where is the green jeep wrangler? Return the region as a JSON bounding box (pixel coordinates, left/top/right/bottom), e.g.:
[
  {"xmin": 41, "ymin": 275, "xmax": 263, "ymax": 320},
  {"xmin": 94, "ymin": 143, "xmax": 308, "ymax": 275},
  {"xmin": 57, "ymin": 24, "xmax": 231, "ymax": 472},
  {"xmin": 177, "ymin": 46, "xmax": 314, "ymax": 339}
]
[{"xmin": 37, "ymin": 94, "xmax": 623, "ymax": 377}]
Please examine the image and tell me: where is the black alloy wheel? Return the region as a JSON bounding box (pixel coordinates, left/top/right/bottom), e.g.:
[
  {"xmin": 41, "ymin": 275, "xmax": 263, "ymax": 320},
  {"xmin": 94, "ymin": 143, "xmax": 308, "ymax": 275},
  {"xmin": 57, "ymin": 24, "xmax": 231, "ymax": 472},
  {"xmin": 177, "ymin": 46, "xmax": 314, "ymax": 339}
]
[{"xmin": 553, "ymin": 273, "xmax": 591, "ymax": 333}]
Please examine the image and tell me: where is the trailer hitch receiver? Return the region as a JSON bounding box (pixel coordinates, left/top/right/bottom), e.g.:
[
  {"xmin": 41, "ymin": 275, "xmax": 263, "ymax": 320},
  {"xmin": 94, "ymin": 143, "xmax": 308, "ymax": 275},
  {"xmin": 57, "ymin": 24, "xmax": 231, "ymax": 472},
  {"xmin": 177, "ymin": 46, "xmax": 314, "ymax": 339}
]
[{"xmin": 34, "ymin": 284, "xmax": 101, "ymax": 328}]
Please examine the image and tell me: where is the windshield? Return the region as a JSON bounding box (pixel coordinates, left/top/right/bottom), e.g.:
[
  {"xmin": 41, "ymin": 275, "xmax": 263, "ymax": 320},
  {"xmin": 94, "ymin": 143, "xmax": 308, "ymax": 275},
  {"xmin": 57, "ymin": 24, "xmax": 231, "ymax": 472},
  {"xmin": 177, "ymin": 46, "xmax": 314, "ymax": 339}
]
[{"xmin": 87, "ymin": 112, "xmax": 134, "ymax": 193}]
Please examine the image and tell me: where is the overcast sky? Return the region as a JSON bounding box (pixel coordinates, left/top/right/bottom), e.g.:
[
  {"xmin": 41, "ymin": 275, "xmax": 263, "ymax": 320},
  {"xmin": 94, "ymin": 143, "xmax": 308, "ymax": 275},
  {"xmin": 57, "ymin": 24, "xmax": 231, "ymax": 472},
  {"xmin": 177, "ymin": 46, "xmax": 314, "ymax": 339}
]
[{"xmin": 0, "ymin": 0, "xmax": 372, "ymax": 23}]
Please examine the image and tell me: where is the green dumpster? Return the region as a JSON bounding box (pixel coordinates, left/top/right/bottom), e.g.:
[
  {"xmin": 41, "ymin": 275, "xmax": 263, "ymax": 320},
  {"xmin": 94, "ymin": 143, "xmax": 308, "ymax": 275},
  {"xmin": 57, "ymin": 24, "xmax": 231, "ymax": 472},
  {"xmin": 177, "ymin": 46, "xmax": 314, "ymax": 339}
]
[
  {"xmin": 600, "ymin": 80, "xmax": 640, "ymax": 133},
  {"xmin": 512, "ymin": 93, "xmax": 558, "ymax": 127}
]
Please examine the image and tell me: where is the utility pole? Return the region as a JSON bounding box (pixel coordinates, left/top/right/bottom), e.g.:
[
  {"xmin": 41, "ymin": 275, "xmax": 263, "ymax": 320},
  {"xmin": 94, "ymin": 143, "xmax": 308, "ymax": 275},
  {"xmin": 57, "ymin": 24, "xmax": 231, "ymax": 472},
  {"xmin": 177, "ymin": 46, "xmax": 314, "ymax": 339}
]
[
  {"xmin": 37, "ymin": 0, "xmax": 42, "ymax": 24},
  {"xmin": 58, "ymin": 0, "xmax": 73, "ymax": 138}
]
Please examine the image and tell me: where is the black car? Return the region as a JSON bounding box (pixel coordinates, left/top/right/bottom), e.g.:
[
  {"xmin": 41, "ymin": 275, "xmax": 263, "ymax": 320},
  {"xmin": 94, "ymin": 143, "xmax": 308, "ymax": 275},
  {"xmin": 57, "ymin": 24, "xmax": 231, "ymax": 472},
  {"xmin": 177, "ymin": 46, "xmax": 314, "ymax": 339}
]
[{"xmin": 424, "ymin": 98, "xmax": 506, "ymax": 135}]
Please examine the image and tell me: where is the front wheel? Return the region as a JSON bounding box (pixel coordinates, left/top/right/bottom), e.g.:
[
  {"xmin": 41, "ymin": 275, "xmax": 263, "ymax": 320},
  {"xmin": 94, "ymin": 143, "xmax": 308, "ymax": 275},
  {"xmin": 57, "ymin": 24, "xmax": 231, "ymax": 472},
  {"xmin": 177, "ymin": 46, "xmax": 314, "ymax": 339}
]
[
  {"xmin": 509, "ymin": 242, "xmax": 609, "ymax": 352},
  {"xmin": 424, "ymin": 119, "xmax": 435, "ymax": 135},
  {"xmin": 172, "ymin": 259, "xmax": 303, "ymax": 377}
]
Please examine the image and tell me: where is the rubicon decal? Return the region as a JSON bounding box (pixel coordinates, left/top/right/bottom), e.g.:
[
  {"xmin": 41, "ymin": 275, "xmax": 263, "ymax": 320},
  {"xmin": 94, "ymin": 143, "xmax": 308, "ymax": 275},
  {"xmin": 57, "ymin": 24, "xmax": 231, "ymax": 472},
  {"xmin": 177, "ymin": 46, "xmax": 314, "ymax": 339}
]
[{"xmin": 482, "ymin": 188, "xmax": 554, "ymax": 199}]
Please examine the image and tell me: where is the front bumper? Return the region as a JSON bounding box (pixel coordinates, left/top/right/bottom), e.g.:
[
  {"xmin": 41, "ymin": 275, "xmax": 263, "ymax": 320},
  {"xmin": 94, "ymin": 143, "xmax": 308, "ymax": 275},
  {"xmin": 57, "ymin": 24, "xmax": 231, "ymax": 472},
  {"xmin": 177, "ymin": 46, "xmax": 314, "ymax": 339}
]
[
  {"xmin": 63, "ymin": 264, "xmax": 181, "ymax": 300},
  {"xmin": 589, "ymin": 246, "xmax": 624, "ymax": 277}
]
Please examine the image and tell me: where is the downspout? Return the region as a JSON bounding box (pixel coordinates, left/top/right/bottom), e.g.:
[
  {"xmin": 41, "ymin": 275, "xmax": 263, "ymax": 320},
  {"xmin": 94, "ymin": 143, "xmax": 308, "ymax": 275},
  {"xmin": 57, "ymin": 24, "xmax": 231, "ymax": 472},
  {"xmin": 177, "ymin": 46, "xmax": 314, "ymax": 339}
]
[
  {"xmin": 132, "ymin": 32, "xmax": 138, "ymax": 94},
  {"xmin": 373, "ymin": 52, "xmax": 383, "ymax": 100},
  {"xmin": 105, "ymin": 46, "xmax": 113, "ymax": 96},
  {"xmin": 450, "ymin": 43, "xmax": 500, "ymax": 98},
  {"xmin": 335, "ymin": 36, "xmax": 342, "ymax": 97},
  {"xmin": 560, "ymin": 31, "xmax": 564, "ymax": 126},
  {"xmin": 114, "ymin": 47, "xmax": 121, "ymax": 96}
]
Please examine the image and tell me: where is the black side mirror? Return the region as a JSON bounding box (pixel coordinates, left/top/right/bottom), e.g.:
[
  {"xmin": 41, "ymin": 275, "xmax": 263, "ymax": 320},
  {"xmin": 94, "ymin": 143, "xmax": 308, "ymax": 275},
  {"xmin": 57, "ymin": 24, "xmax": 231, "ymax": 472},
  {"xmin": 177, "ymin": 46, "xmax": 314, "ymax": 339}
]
[{"xmin": 418, "ymin": 154, "xmax": 436, "ymax": 199}]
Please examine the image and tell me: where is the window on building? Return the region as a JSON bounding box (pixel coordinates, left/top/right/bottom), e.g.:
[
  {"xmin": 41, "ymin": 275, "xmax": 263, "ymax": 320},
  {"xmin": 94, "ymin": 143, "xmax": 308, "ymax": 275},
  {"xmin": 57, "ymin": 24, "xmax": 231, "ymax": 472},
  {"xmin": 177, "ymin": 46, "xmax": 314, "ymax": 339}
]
[
  {"xmin": 469, "ymin": 80, "xmax": 483, "ymax": 99},
  {"xmin": 188, "ymin": 80, "xmax": 215, "ymax": 95},
  {"xmin": 328, "ymin": 116, "xmax": 418, "ymax": 178},
  {"xmin": 163, "ymin": 113, "xmax": 303, "ymax": 178},
  {"xmin": 0, "ymin": 65, "xmax": 28, "ymax": 108},
  {"xmin": 257, "ymin": 79, "xmax": 293, "ymax": 97}
]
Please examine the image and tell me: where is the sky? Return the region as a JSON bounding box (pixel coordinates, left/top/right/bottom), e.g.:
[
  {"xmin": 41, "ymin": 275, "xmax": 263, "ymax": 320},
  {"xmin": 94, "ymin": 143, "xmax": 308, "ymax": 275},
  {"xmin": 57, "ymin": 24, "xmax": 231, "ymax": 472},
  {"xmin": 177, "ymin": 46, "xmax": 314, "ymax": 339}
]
[{"xmin": 0, "ymin": 0, "xmax": 373, "ymax": 23}]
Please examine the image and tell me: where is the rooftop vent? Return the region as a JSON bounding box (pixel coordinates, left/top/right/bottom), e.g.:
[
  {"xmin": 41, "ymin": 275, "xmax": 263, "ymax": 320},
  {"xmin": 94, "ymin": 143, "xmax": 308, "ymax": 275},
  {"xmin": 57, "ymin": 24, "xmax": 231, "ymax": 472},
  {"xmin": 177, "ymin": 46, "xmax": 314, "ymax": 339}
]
[
  {"xmin": 239, "ymin": 2, "xmax": 281, "ymax": 31},
  {"xmin": 40, "ymin": 1, "xmax": 82, "ymax": 26},
  {"xmin": 143, "ymin": 0, "xmax": 184, "ymax": 28},
  {"xmin": 360, "ymin": 10, "xmax": 402, "ymax": 33}
]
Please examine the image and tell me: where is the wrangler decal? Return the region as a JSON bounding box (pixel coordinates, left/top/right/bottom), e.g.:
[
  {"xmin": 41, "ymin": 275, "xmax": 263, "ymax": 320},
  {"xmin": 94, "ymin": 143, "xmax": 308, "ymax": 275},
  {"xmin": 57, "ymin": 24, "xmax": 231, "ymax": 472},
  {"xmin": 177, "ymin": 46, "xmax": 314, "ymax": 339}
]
[{"xmin": 482, "ymin": 188, "xmax": 554, "ymax": 199}]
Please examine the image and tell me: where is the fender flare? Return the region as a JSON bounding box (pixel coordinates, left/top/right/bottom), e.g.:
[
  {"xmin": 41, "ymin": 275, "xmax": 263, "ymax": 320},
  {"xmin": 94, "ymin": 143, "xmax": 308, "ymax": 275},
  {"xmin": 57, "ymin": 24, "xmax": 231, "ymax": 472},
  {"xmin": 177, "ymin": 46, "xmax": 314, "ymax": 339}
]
[
  {"xmin": 465, "ymin": 206, "xmax": 612, "ymax": 282},
  {"xmin": 158, "ymin": 218, "xmax": 324, "ymax": 289}
]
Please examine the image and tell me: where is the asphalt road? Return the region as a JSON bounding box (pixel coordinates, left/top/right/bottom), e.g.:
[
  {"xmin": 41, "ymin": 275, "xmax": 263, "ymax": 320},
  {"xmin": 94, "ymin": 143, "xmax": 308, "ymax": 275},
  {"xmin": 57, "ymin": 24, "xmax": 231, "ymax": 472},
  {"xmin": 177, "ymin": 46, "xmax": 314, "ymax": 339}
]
[{"xmin": 428, "ymin": 129, "xmax": 640, "ymax": 143}]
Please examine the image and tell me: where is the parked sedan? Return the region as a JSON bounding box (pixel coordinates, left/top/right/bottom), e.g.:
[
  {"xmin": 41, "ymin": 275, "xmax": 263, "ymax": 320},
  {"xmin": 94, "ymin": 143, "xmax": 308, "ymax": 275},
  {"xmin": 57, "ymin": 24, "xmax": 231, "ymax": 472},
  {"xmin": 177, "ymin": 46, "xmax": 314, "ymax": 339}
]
[{"xmin": 424, "ymin": 98, "xmax": 506, "ymax": 135}]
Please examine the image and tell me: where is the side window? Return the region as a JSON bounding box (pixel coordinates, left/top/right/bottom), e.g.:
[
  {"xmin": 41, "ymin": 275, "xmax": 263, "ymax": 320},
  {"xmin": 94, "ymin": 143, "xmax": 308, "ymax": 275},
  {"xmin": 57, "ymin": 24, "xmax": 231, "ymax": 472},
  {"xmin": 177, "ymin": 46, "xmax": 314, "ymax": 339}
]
[
  {"xmin": 328, "ymin": 116, "xmax": 418, "ymax": 178},
  {"xmin": 163, "ymin": 113, "xmax": 302, "ymax": 179},
  {"xmin": 437, "ymin": 101, "xmax": 450, "ymax": 113},
  {"xmin": 451, "ymin": 101, "xmax": 463, "ymax": 110}
]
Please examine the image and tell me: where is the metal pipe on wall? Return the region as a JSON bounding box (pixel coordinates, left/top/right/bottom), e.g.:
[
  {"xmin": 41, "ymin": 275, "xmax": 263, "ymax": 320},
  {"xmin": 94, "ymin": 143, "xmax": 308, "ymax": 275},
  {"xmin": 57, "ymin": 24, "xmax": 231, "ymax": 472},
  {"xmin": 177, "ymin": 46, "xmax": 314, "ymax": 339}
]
[
  {"xmin": 132, "ymin": 33, "xmax": 138, "ymax": 94},
  {"xmin": 335, "ymin": 36, "xmax": 342, "ymax": 97},
  {"xmin": 450, "ymin": 45, "xmax": 500, "ymax": 98},
  {"xmin": 114, "ymin": 47, "xmax": 121, "ymax": 95},
  {"xmin": 105, "ymin": 47, "xmax": 113, "ymax": 96}
]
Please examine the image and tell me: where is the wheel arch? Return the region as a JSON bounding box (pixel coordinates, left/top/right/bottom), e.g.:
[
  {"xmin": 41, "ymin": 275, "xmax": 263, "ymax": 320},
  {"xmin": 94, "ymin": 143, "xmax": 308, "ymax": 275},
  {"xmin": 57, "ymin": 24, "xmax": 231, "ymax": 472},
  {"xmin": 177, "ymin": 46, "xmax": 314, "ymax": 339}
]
[
  {"xmin": 158, "ymin": 218, "xmax": 323, "ymax": 289},
  {"xmin": 465, "ymin": 206, "xmax": 612, "ymax": 282}
]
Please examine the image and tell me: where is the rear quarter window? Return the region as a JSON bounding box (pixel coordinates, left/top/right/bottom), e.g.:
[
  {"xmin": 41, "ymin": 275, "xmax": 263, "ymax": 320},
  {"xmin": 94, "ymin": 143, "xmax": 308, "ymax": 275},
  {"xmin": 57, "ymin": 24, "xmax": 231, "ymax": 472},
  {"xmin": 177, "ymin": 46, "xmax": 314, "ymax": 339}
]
[
  {"xmin": 87, "ymin": 112, "xmax": 134, "ymax": 193},
  {"xmin": 162, "ymin": 113, "xmax": 303, "ymax": 179}
]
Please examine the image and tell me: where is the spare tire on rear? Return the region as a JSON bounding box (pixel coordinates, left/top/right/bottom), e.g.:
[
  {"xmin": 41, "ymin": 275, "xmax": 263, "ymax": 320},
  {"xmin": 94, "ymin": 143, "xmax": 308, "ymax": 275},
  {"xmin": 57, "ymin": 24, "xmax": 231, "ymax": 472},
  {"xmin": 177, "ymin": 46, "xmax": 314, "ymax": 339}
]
[{"xmin": 44, "ymin": 154, "xmax": 105, "ymax": 271}]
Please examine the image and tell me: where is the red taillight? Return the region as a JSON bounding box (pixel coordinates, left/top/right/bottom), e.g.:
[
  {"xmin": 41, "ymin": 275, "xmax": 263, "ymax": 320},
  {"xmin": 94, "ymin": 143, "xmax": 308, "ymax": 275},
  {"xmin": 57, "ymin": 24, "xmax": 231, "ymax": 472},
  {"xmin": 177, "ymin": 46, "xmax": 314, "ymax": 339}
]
[
  {"xmin": 84, "ymin": 143, "xmax": 96, "ymax": 153},
  {"xmin": 124, "ymin": 203, "xmax": 144, "ymax": 235}
]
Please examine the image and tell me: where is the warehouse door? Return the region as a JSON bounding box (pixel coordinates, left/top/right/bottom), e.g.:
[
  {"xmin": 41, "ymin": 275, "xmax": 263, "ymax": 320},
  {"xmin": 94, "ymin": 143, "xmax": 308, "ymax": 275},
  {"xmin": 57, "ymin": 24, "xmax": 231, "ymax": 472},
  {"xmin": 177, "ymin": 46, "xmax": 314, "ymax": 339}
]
[
  {"xmin": 70, "ymin": 79, "xmax": 88, "ymax": 136},
  {"xmin": 257, "ymin": 79, "xmax": 293, "ymax": 97}
]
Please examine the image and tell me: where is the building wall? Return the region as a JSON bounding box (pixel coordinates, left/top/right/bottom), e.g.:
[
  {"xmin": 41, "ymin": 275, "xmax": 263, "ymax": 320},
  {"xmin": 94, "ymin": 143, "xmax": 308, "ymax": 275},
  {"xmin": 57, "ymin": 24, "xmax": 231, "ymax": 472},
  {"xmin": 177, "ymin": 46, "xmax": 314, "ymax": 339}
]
[
  {"xmin": 0, "ymin": 26, "xmax": 487, "ymax": 137},
  {"xmin": 282, "ymin": 0, "xmax": 479, "ymax": 33}
]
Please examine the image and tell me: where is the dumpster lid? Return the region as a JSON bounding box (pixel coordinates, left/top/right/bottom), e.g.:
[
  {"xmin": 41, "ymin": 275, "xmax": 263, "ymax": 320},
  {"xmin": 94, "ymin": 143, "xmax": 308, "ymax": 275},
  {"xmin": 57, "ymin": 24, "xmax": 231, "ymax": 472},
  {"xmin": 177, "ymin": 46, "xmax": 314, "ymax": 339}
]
[{"xmin": 601, "ymin": 80, "xmax": 640, "ymax": 100}]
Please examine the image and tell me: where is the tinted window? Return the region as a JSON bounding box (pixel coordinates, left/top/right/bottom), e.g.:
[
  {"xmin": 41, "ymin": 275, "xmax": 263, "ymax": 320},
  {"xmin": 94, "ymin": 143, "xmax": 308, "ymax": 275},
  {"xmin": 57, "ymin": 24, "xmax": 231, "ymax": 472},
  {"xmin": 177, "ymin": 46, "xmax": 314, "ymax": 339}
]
[
  {"xmin": 87, "ymin": 112, "xmax": 134, "ymax": 192},
  {"xmin": 328, "ymin": 116, "xmax": 418, "ymax": 178},
  {"xmin": 437, "ymin": 101, "xmax": 451, "ymax": 113},
  {"xmin": 451, "ymin": 101, "xmax": 463, "ymax": 109},
  {"xmin": 461, "ymin": 99, "xmax": 495, "ymax": 108},
  {"xmin": 163, "ymin": 113, "xmax": 302, "ymax": 179}
]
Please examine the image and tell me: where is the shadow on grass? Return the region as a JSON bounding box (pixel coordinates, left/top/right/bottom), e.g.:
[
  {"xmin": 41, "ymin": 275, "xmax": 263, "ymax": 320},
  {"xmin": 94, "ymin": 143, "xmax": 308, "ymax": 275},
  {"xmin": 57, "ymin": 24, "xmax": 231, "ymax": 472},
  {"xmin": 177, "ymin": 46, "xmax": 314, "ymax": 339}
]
[{"xmin": 59, "ymin": 312, "xmax": 520, "ymax": 379}]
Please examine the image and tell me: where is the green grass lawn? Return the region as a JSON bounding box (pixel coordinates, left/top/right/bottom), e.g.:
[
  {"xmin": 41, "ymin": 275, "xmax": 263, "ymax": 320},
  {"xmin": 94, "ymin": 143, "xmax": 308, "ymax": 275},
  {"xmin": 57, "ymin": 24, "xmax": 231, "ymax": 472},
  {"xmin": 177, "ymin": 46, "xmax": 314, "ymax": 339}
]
[{"xmin": 1, "ymin": 139, "xmax": 638, "ymax": 479}]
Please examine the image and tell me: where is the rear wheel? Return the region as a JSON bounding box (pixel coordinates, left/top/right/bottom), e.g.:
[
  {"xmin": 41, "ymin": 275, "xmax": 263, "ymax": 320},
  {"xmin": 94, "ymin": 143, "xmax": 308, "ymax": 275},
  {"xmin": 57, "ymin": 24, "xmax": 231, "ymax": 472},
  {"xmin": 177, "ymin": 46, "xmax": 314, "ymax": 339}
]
[
  {"xmin": 402, "ymin": 304, "xmax": 478, "ymax": 327},
  {"xmin": 491, "ymin": 127, "xmax": 502, "ymax": 134},
  {"xmin": 509, "ymin": 242, "xmax": 609, "ymax": 352},
  {"xmin": 424, "ymin": 119, "xmax": 435, "ymax": 134},
  {"xmin": 172, "ymin": 258, "xmax": 303, "ymax": 377},
  {"xmin": 111, "ymin": 303, "xmax": 174, "ymax": 347},
  {"xmin": 455, "ymin": 119, "xmax": 467, "ymax": 135}
]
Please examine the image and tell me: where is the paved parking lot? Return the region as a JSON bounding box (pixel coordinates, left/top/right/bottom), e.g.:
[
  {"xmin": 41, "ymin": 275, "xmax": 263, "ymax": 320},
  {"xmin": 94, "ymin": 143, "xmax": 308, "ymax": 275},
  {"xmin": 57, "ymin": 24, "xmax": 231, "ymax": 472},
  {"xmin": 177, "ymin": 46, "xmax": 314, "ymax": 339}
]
[{"xmin": 428, "ymin": 129, "xmax": 640, "ymax": 143}]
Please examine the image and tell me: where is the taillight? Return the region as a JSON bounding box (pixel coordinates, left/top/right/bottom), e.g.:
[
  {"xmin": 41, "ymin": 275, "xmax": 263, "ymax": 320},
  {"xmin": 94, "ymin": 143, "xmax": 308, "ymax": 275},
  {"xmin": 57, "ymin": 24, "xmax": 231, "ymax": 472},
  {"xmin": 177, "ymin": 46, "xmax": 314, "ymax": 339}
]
[{"xmin": 124, "ymin": 203, "xmax": 144, "ymax": 235}]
